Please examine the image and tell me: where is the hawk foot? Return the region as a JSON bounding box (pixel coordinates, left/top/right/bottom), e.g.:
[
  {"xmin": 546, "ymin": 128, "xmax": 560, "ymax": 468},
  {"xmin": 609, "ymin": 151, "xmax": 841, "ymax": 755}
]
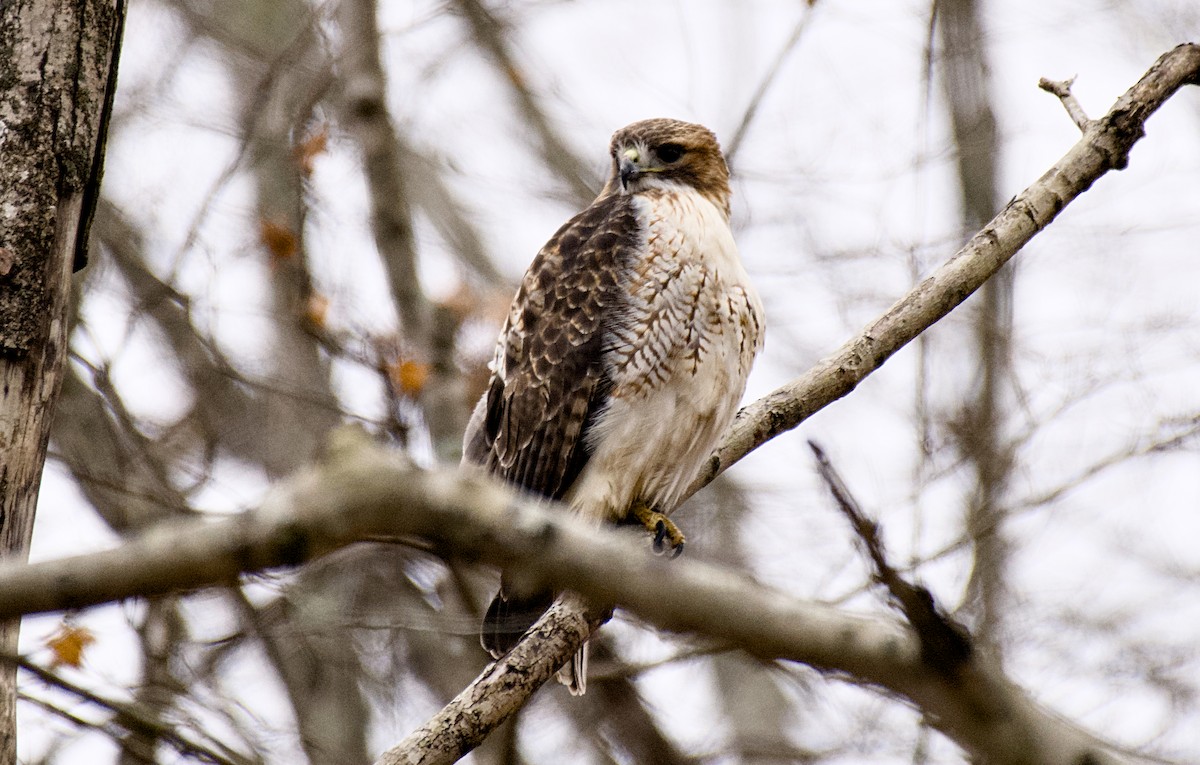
[{"xmin": 632, "ymin": 504, "xmax": 685, "ymax": 557}]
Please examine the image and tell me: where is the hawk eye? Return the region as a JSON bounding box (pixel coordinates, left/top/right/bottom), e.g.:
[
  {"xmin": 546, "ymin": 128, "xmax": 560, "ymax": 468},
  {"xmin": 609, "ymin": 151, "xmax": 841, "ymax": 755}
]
[{"xmin": 655, "ymin": 143, "xmax": 685, "ymax": 163}]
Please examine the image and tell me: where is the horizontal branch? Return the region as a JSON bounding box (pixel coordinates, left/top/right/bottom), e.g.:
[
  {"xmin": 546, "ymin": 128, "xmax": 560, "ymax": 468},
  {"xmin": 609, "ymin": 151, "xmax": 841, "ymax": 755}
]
[
  {"xmin": 0, "ymin": 431, "xmax": 898, "ymax": 676},
  {"xmin": 0, "ymin": 429, "xmax": 1129, "ymax": 764}
]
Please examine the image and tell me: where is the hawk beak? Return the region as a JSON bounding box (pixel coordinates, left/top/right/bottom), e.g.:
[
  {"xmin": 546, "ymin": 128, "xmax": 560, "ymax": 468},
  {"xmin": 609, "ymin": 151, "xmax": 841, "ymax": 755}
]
[{"xmin": 619, "ymin": 148, "xmax": 641, "ymax": 189}]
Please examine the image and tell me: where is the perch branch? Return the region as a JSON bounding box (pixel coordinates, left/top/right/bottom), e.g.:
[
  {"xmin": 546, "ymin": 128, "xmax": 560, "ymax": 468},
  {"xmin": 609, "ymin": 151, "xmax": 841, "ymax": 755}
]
[{"xmin": 0, "ymin": 430, "xmax": 1125, "ymax": 764}]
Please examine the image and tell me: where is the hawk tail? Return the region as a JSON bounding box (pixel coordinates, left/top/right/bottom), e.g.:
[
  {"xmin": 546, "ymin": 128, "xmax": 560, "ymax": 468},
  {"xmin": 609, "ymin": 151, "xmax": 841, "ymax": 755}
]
[
  {"xmin": 556, "ymin": 643, "xmax": 588, "ymax": 696},
  {"xmin": 481, "ymin": 588, "xmax": 590, "ymax": 695},
  {"xmin": 480, "ymin": 587, "xmax": 554, "ymax": 658}
]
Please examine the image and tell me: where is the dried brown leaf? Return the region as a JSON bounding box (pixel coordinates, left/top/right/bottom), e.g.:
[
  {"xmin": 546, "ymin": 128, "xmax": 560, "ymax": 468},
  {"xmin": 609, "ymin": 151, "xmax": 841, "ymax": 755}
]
[
  {"xmin": 260, "ymin": 219, "xmax": 298, "ymax": 261},
  {"xmin": 388, "ymin": 358, "xmax": 430, "ymax": 398},
  {"xmin": 46, "ymin": 623, "xmax": 96, "ymax": 669},
  {"xmin": 294, "ymin": 124, "xmax": 329, "ymax": 176}
]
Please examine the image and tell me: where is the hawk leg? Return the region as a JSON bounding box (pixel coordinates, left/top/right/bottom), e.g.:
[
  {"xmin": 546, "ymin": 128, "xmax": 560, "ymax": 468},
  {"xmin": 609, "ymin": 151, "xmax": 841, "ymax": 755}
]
[{"xmin": 631, "ymin": 503, "xmax": 686, "ymax": 557}]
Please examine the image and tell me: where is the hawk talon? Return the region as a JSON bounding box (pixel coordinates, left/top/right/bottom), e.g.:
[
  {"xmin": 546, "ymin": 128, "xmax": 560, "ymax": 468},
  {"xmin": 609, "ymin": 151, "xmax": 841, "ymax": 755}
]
[
  {"xmin": 635, "ymin": 505, "xmax": 686, "ymax": 556},
  {"xmin": 652, "ymin": 522, "xmax": 686, "ymax": 557}
]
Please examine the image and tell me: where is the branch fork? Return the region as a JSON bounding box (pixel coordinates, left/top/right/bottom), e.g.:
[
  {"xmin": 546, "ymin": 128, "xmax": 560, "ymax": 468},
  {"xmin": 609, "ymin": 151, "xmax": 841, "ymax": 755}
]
[{"xmin": 1039, "ymin": 75, "xmax": 1093, "ymax": 131}]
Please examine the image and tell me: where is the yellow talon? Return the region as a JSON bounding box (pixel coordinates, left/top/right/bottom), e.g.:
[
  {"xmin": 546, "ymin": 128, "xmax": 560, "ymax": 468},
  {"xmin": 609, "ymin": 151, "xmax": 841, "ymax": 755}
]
[{"xmin": 632, "ymin": 504, "xmax": 686, "ymax": 557}]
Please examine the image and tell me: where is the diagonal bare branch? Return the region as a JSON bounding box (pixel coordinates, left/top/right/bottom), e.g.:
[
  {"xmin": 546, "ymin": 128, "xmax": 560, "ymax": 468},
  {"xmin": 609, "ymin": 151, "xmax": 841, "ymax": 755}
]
[
  {"xmin": 725, "ymin": 9, "xmax": 816, "ymax": 167},
  {"xmin": 809, "ymin": 441, "xmax": 971, "ymax": 672},
  {"xmin": 687, "ymin": 42, "xmax": 1200, "ymax": 502},
  {"xmin": 454, "ymin": 0, "xmax": 599, "ymax": 207}
]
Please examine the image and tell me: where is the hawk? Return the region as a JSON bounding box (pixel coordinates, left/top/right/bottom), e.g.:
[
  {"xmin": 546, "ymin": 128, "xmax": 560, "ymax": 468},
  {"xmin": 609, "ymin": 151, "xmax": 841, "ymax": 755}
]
[{"xmin": 463, "ymin": 118, "xmax": 763, "ymax": 694}]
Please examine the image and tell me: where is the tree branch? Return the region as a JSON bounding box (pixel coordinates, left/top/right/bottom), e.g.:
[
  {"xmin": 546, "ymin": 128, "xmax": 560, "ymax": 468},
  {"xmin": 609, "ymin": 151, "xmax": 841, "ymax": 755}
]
[
  {"xmin": 338, "ymin": 0, "xmax": 431, "ymax": 351},
  {"xmin": 809, "ymin": 441, "xmax": 971, "ymax": 672},
  {"xmin": 688, "ymin": 42, "xmax": 1200, "ymax": 498},
  {"xmin": 1039, "ymin": 76, "xmax": 1092, "ymax": 131},
  {"xmin": 380, "ymin": 594, "xmax": 603, "ymax": 765},
  {"xmin": 725, "ymin": 10, "xmax": 815, "ymax": 167},
  {"xmin": 454, "ymin": 0, "xmax": 599, "ymax": 207},
  {"xmin": 0, "ymin": 429, "xmax": 1130, "ymax": 763},
  {"xmin": 11, "ymin": 653, "xmax": 251, "ymax": 765}
]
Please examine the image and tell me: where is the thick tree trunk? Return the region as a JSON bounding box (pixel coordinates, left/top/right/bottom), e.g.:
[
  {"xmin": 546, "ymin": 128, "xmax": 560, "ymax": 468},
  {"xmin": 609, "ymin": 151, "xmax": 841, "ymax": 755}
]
[{"xmin": 0, "ymin": 1, "xmax": 124, "ymax": 760}]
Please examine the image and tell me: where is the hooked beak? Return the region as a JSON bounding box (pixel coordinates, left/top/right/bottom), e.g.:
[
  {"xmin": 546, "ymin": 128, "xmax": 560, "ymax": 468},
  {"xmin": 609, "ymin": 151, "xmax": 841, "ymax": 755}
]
[{"xmin": 618, "ymin": 148, "xmax": 642, "ymax": 190}]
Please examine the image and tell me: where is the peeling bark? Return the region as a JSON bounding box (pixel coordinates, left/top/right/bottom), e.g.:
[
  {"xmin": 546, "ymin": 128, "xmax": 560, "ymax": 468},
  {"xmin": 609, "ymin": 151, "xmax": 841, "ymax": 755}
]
[{"xmin": 0, "ymin": 1, "xmax": 124, "ymax": 760}]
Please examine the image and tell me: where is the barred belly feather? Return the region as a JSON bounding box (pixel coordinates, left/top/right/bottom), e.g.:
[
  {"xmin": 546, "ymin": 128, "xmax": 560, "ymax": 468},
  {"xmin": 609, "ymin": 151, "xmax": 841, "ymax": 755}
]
[{"xmin": 567, "ymin": 186, "xmax": 763, "ymax": 523}]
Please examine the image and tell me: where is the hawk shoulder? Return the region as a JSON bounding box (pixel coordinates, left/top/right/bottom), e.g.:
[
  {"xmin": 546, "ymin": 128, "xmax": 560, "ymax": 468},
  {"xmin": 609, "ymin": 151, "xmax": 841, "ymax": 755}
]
[{"xmin": 463, "ymin": 192, "xmax": 640, "ymax": 500}]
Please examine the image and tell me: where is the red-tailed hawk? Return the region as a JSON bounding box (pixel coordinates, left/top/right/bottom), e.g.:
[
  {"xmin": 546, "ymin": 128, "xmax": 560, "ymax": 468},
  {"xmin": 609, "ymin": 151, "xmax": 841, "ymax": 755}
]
[{"xmin": 464, "ymin": 118, "xmax": 763, "ymax": 694}]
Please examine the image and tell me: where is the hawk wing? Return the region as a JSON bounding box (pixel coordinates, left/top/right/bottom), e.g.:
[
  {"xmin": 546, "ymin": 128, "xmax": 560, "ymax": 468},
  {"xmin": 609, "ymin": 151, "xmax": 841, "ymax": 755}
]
[{"xmin": 464, "ymin": 192, "xmax": 641, "ymax": 501}]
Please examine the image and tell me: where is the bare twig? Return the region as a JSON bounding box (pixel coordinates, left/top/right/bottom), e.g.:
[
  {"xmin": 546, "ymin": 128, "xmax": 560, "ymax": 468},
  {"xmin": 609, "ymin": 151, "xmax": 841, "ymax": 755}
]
[
  {"xmin": 398, "ymin": 146, "xmax": 505, "ymax": 285},
  {"xmin": 1039, "ymin": 76, "xmax": 1092, "ymax": 131},
  {"xmin": 163, "ymin": 1, "xmax": 331, "ymax": 283},
  {"xmin": 726, "ymin": 9, "xmax": 816, "ymax": 166},
  {"xmin": 809, "ymin": 442, "xmax": 971, "ymax": 673},
  {"xmin": 1012, "ymin": 415, "xmax": 1200, "ymax": 512},
  {"xmin": 454, "ymin": 0, "xmax": 598, "ymax": 207},
  {"xmin": 585, "ymin": 641, "xmax": 731, "ymax": 682},
  {"xmin": 11, "ymin": 654, "xmax": 251, "ymax": 765}
]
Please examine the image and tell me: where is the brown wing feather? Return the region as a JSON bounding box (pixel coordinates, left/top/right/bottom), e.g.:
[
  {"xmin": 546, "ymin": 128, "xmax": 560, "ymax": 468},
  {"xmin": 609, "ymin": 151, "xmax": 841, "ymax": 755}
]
[{"xmin": 464, "ymin": 192, "xmax": 640, "ymax": 501}]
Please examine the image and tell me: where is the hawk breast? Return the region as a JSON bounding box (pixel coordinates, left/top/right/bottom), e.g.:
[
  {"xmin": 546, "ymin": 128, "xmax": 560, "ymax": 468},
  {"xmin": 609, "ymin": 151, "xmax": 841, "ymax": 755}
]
[{"xmin": 567, "ymin": 185, "xmax": 763, "ymax": 522}]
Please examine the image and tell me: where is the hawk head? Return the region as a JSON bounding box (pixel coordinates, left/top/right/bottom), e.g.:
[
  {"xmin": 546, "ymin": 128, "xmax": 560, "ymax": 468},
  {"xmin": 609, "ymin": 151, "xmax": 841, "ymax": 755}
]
[{"xmin": 602, "ymin": 118, "xmax": 732, "ymax": 217}]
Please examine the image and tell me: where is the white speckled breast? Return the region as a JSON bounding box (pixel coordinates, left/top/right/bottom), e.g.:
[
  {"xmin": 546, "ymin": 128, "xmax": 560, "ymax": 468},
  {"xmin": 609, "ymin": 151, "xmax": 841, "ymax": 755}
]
[{"xmin": 567, "ymin": 185, "xmax": 763, "ymax": 522}]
